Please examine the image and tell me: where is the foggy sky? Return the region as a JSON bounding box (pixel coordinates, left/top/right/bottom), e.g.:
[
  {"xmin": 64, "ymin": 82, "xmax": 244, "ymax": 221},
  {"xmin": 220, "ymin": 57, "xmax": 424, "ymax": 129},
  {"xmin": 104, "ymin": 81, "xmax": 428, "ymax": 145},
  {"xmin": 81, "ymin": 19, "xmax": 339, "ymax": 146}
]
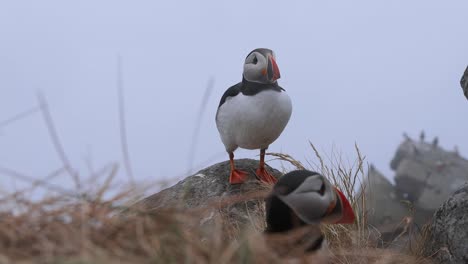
[{"xmin": 1, "ymin": 1, "xmax": 467, "ymax": 193}]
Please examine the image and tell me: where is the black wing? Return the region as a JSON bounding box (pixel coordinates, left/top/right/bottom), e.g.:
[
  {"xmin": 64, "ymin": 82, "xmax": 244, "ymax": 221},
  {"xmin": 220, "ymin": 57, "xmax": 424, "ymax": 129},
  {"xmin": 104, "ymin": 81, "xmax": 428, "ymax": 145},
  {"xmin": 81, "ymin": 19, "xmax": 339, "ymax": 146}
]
[{"xmin": 218, "ymin": 82, "xmax": 242, "ymax": 108}]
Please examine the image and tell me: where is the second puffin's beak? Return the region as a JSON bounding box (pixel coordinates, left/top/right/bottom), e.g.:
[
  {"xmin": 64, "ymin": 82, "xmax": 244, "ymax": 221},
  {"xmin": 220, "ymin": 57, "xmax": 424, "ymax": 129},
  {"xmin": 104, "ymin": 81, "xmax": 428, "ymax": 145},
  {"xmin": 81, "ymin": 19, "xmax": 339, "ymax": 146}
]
[
  {"xmin": 267, "ymin": 56, "xmax": 281, "ymax": 81},
  {"xmin": 332, "ymin": 187, "xmax": 356, "ymax": 224}
]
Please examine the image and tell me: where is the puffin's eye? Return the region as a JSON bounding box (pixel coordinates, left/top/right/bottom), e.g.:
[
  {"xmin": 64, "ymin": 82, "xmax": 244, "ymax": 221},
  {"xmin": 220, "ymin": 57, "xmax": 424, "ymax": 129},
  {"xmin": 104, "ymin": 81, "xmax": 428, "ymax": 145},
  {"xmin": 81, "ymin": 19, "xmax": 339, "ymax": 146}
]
[
  {"xmin": 252, "ymin": 55, "xmax": 258, "ymax": 64},
  {"xmin": 319, "ymin": 182, "xmax": 325, "ymax": 195}
]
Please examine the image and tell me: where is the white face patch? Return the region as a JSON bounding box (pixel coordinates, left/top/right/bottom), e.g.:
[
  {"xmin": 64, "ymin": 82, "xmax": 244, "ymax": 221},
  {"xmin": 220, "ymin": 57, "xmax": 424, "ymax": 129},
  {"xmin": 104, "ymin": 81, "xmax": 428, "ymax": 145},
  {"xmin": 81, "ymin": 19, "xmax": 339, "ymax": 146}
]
[
  {"xmin": 243, "ymin": 51, "xmax": 268, "ymax": 83},
  {"xmin": 277, "ymin": 175, "xmax": 339, "ymax": 224}
]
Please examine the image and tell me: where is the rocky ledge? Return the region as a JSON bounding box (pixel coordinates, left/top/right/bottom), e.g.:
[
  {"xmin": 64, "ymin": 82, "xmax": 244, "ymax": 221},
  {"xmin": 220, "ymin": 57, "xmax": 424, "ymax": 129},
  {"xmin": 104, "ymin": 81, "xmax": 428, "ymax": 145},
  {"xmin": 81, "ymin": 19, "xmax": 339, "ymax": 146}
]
[
  {"xmin": 424, "ymin": 183, "xmax": 468, "ymax": 264},
  {"xmin": 135, "ymin": 159, "xmax": 281, "ymax": 233}
]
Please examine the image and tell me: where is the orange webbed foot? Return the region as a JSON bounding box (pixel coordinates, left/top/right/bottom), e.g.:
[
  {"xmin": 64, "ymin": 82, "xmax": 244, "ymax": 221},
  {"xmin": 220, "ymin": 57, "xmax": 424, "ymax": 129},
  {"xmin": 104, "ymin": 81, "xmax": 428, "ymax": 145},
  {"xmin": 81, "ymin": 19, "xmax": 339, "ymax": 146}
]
[
  {"xmin": 256, "ymin": 167, "xmax": 278, "ymax": 184},
  {"xmin": 229, "ymin": 169, "xmax": 248, "ymax": 184}
]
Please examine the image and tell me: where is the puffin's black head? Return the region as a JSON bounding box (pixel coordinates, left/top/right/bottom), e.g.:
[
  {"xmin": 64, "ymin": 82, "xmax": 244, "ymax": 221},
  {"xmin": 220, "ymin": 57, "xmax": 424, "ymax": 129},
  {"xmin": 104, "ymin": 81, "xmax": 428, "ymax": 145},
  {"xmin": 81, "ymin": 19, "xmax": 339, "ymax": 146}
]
[
  {"xmin": 243, "ymin": 48, "xmax": 281, "ymax": 84},
  {"xmin": 265, "ymin": 170, "xmax": 355, "ymax": 233}
]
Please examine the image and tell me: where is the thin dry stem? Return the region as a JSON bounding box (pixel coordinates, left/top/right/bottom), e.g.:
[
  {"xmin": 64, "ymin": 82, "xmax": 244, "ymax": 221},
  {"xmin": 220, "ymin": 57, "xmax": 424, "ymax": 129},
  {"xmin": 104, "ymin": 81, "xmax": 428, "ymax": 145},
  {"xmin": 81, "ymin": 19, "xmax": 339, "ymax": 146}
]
[
  {"xmin": 0, "ymin": 105, "xmax": 41, "ymax": 129},
  {"xmin": 117, "ymin": 55, "xmax": 135, "ymax": 185},
  {"xmin": 37, "ymin": 92, "xmax": 81, "ymax": 190}
]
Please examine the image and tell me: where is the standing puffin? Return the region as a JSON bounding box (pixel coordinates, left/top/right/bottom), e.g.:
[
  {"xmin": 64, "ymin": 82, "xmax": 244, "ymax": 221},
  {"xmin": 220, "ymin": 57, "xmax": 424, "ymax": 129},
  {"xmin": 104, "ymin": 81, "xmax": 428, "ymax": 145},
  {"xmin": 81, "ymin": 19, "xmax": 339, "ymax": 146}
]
[
  {"xmin": 216, "ymin": 48, "xmax": 292, "ymax": 185},
  {"xmin": 265, "ymin": 170, "xmax": 355, "ymax": 254}
]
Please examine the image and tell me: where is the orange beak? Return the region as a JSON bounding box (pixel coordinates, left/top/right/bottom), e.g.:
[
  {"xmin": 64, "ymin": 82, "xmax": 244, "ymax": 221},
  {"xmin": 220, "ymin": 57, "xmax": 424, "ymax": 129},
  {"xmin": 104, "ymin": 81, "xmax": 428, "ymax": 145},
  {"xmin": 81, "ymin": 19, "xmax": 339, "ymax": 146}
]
[
  {"xmin": 267, "ymin": 56, "xmax": 281, "ymax": 81},
  {"xmin": 333, "ymin": 187, "xmax": 356, "ymax": 224}
]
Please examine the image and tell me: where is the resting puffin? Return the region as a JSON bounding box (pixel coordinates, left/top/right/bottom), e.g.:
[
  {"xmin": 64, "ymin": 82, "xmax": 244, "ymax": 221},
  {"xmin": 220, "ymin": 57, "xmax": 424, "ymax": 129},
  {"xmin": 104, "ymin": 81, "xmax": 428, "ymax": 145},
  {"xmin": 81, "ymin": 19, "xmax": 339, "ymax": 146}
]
[
  {"xmin": 216, "ymin": 48, "xmax": 292, "ymax": 185},
  {"xmin": 265, "ymin": 170, "xmax": 355, "ymax": 253}
]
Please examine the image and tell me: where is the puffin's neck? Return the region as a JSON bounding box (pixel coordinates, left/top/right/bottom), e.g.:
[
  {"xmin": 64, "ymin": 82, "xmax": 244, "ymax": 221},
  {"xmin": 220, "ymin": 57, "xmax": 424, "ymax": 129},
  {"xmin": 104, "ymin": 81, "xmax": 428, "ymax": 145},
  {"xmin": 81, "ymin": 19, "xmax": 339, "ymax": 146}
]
[{"xmin": 240, "ymin": 77, "xmax": 281, "ymax": 95}]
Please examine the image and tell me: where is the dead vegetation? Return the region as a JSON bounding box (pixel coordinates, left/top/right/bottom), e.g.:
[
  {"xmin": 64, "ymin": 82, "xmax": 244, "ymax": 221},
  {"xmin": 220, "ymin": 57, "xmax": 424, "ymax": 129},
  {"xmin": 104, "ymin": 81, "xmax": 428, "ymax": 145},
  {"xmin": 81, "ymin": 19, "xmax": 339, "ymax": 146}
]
[{"xmin": 0, "ymin": 144, "xmax": 434, "ymax": 264}]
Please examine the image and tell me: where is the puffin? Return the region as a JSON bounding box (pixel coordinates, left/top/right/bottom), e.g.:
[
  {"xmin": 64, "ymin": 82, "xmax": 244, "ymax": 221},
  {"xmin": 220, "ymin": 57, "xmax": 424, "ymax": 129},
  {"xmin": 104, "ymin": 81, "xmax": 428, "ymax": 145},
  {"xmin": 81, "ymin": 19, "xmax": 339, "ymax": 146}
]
[
  {"xmin": 264, "ymin": 170, "xmax": 355, "ymax": 253},
  {"xmin": 215, "ymin": 48, "xmax": 292, "ymax": 185}
]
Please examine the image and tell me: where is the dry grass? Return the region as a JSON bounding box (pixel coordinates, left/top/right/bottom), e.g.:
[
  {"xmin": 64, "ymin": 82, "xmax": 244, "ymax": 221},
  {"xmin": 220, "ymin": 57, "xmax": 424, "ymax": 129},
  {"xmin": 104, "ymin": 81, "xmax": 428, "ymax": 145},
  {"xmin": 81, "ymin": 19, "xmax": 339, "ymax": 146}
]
[
  {"xmin": 0, "ymin": 143, "xmax": 435, "ymax": 264},
  {"xmin": 268, "ymin": 143, "xmax": 433, "ymax": 264}
]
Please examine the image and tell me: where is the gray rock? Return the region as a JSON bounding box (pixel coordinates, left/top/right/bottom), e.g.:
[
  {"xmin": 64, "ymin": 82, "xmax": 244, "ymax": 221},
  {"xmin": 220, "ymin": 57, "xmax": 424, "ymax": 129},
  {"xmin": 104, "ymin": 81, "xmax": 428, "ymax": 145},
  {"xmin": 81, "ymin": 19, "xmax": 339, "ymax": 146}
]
[
  {"xmin": 359, "ymin": 165, "xmax": 429, "ymax": 251},
  {"xmin": 360, "ymin": 135, "xmax": 468, "ymax": 248},
  {"xmin": 461, "ymin": 66, "xmax": 468, "ymax": 100},
  {"xmin": 424, "ymin": 183, "xmax": 468, "ymax": 264},
  {"xmin": 136, "ymin": 159, "xmax": 281, "ymax": 231},
  {"xmin": 362, "ymin": 165, "xmax": 409, "ymax": 228},
  {"xmin": 391, "ymin": 135, "xmax": 468, "ymax": 211},
  {"xmin": 360, "ymin": 164, "xmax": 434, "ymax": 231}
]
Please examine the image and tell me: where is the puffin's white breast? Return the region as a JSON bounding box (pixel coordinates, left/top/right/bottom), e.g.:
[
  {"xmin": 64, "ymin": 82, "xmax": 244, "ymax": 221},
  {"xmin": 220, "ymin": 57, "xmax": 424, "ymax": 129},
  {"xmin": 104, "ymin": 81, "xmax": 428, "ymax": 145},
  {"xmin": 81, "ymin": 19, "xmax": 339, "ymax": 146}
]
[{"xmin": 216, "ymin": 90, "xmax": 292, "ymax": 152}]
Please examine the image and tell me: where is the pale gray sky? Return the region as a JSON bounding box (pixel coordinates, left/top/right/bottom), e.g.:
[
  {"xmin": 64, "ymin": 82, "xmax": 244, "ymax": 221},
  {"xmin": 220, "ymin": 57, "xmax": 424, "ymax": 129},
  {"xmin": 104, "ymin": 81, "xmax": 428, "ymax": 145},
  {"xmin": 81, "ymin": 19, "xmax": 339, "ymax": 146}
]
[{"xmin": 1, "ymin": 1, "xmax": 467, "ymax": 192}]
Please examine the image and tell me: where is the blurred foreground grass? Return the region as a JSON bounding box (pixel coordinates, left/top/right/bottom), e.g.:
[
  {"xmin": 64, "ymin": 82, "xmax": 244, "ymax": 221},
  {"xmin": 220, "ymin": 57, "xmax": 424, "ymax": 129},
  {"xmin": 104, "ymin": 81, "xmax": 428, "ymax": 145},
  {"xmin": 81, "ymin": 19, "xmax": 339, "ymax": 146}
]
[{"xmin": 0, "ymin": 145, "xmax": 433, "ymax": 264}]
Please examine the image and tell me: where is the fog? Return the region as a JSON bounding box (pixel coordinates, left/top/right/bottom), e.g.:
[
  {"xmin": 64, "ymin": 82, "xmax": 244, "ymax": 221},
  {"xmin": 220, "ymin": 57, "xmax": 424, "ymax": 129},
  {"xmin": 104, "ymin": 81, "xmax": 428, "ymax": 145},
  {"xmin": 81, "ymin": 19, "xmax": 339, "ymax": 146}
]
[{"xmin": 1, "ymin": 1, "xmax": 467, "ymax": 193}]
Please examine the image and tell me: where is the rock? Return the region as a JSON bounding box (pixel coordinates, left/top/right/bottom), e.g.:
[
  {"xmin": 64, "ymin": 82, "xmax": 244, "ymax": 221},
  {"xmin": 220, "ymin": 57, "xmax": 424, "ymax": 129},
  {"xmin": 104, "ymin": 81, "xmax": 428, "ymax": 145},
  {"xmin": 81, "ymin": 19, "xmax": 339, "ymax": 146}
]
[
  {"xmin": 361, "ymin": 135, "xmax": 468, "ymax": 247},
  {"xmin": 424, "ymin": 183, "xmax": 468, "ymax": 264},
  {"xmin": 360, "ymin": 165, "xmax": 426, "ymax": 250},
  {"xmin": 391, "ymin": 135, "xmax": 468, "ymax": 212},
  {"xmin": 136, "ymin": 159, "xmax": 281, "ymax": 233},
  {"xmin": 361, "ymin": 165, "xmax": 409, "ymax": 228},
  {"xmin": 461, "ymin": 65, "xmax": 468, "ymax": 100}
]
